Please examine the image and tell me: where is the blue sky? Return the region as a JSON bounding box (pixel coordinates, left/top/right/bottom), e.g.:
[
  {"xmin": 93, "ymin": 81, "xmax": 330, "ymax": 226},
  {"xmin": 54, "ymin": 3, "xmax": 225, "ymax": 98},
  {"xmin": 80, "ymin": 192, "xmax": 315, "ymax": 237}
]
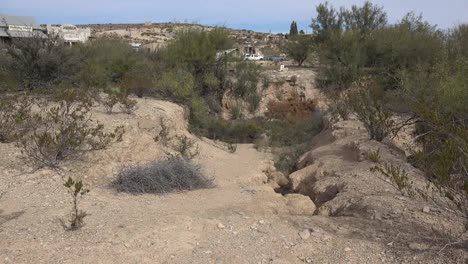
[{"xmin": 2, "ymin": 0, "xmax": 467, "ymax": 33}]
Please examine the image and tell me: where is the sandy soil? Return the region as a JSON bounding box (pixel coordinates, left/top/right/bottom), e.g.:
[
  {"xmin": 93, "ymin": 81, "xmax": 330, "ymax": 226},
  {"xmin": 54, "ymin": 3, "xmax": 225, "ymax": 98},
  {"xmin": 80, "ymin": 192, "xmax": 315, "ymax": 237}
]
[{"xmin": 0, "ymin": 93, "xmax": 466, "ymax": 263}]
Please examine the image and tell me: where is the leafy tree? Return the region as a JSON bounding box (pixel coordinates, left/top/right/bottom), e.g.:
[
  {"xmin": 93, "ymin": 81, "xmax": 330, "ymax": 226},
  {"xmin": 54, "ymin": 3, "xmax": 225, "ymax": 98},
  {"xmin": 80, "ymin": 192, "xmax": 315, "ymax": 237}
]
[
  {"xmin": 310, "ymin": 2, "xmax": 343, "ymax": 43},
  {"xmin": 341, "ymin": 1, "xmax": 387, "ymax": 35},
  {"xmin": 163, "ymin": 28, "xmax": 233, "ymax": 97},
  {"xmin": 283, "ymin": 35, "xmax": 314, "ymax": 66}
]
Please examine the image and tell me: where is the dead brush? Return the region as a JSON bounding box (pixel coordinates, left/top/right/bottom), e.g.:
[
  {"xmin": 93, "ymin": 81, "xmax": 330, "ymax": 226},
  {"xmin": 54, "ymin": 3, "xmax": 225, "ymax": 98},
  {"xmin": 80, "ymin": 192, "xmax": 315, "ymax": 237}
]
[{"xmin": 112, "ymin": 158, "xmax": 214, "ymax": 194}]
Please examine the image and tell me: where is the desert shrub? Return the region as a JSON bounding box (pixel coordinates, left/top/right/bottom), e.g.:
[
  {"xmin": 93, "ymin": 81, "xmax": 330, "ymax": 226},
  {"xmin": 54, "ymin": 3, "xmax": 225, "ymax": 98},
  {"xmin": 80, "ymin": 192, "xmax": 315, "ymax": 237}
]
[
  {"xmin": 371, "ymin": 163, "xmax": 415, "ymax": 197},
  {"xmin": 366, "ymin": 148, "xmax": 381, "ymax": 163},
  {"xmin": 327, "ymin": 93, "xmax": 350, "ymax": 121},
  {"xmin": 266, "ymin": 94, "xmax": 316, "ymax": 120},
  {"xmin": 274, "ymin": 144, "xmax": 311, "ymax": 175},
  {"xmin": 119, "ymin": 96, "xmax": 138, "ymax": 114},
  {"xmin": 0, "ymin": 94, "xmax": 34, "ymax": 143},
  {"xmin": 266, "ymin": 115, "xmax": 323, "ymax": 148},
  {"xmin": 247, "ymin": 93, "xmax": 261, "ymax": 112},
  {"xmin": 18, "ymin": 89, "xmax": 124, "ymax": 168},
  {"xmin": 403, "ymin": 60, "xmax": 468, "ymax": 219},
  {"xmin": 344, "ymin": 78, "xmax": 394, "ymax": 141},
  {"xmin": 62, "ymin": 177, "xmax": 89, "ymax": 231},
  {"xmin": 154, "ymin": 117, "xmax": 172, "ymax": 144},
  {"xmin": 230, "ymin": 104, "xmax": 243, "ymax": 120},
  {"xmin": 5, "ymin": 34, "xmax": 78, "ymax": 90},
  {"xmin": 120, "ymin": 65, "xmax": 154, "ymax": 98},
  {"xmin": 102, "ymin": 92, "xmax": 120, "ymax": 113},
  {"xmin": 112, "ymin": 159, "xmax": 214, "ymax": 194},
  {"xmin": 232, "ymin": 62, "xmax": 261, "ymax": 98},
  {"xmin": 78, "ymin": 38, "xmax": 141, "ymax": 89},
  {"xmin": 189, "ymin": 97, "xmax": 263, "ymax": 143},
  {"xmin": 158, "ymin": 70, "xmax": 194, "ymax": 100},
  {"xmin": 171, "ymin": 135, "xmax": 200, "ymax": 160},
  {"xmin": 163, "ymin": 28, "xmax": 233, "ymax": 97}
]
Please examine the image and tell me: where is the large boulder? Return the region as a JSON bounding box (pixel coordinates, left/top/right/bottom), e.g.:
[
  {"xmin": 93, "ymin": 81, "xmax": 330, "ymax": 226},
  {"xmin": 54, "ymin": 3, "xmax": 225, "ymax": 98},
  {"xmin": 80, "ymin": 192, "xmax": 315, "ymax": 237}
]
[{"xmin": 284, "ymin": 193, "xmax": 316, "ymax": 215}]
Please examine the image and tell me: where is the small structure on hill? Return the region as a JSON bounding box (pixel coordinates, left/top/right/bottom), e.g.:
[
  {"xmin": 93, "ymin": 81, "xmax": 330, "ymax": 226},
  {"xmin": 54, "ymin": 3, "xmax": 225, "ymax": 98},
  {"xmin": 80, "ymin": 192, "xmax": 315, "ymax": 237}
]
[
  {"xmin": 0, "ymin": 14, "xmax": 47, "ymax": 43},
  {"xmin": 46, "ymin": 24, "xmax": 91, "ymax": 45}
]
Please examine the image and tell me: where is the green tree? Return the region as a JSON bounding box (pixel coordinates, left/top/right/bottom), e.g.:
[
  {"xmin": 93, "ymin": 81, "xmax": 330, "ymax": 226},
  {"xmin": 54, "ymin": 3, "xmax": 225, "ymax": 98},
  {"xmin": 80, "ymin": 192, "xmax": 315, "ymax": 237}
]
[
  {"xmin": 289, "ymin": 21, "xmax": 299, "ymax": 36},
  {"xmin": 283, "ymin": 35, "xmax": 314, "ymax": 66}
]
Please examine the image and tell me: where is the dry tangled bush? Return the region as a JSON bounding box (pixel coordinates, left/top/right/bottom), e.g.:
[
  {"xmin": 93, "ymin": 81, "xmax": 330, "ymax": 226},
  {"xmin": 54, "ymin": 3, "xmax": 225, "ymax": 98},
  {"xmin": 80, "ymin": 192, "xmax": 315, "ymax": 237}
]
[{"xmin": 112, "ymin": 158, "xmax": 214, "ymax": 194}]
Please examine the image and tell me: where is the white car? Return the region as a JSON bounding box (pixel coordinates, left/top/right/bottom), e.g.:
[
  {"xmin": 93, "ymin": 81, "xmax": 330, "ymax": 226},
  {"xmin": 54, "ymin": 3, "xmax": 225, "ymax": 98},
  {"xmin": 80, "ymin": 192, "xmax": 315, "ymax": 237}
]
[{"xmin": 244, "ymin": 53, "xmax": 264, "ymax": 61}]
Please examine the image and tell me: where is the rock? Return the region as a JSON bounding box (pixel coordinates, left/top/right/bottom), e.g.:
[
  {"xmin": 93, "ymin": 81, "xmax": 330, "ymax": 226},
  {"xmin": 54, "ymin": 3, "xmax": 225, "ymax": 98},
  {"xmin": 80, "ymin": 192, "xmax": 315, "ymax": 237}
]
[
  {"xmin": 285, "ymin": 194, "xmax": 316, "ymax": 215},
  {"xmin": 299, "ymin": 229, "xmax": 311, "ymax": 240},
  {"xmin": 289, "ymin": 165, "xmax": 319, "ymax": 194},
  {"xmin": 217, "ymin": 223, "xmax": 225, "ymax": 229},
  {"xmin": 344, "ymin": 247, "xmax": 352, "ymax": 252},
  {"xmin": 269, "ymin": 171, "xmax": 289, "ymax": 187},
  {"xmin": 408, "ymin": 243, "xmax": 429, "ymax": 251},
  {"xmin": 422, "ymin": 206, "xmax": 430, "ymax": 213}
]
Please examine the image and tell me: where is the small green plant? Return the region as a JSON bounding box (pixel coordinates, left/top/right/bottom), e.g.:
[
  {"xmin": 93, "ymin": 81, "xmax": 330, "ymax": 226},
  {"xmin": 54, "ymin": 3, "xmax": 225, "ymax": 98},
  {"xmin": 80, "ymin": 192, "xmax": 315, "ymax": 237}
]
[
  {"xmin": 371, "ymin": 163, "xmax": 415, "ymax": 197},
  {"xmin": 226, "ymin": 141, "xmax": 237, "ymax": 153},
  {"xmin": 120, "ymin": 97, "xmax": 138, "ymax": 114},
  {"xmin": 171, "ymin": 135, "xmax": 200, "ymax": 160},
  {"xmin": 63, "ymin": 177, "xmax": 89, "ymax": 231},
  {"xmin": 154, "ymin": 117, "xmax": 172, "ymax": 144},
  {"xmin": 366, "ymin": 148, "xmax": 381, "ymax": 163},
  {"xmin": 102, "ymin": 92, "xmax": 120, "ymax": 113},
  {"xmin": 262, "ymin": 75, "xmax": 270, "ymax": 90},
  {"xmin": 230, "ymin": 104, "xmax": 243, "ymax": 120}
]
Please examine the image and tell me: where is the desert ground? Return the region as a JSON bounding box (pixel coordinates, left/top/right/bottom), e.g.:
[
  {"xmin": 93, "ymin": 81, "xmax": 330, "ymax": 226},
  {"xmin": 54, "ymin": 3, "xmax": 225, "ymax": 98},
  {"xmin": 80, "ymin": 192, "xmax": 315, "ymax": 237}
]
[{"xmin": 0, "ymin": 68, "xmax": 467, "ymax": 264}]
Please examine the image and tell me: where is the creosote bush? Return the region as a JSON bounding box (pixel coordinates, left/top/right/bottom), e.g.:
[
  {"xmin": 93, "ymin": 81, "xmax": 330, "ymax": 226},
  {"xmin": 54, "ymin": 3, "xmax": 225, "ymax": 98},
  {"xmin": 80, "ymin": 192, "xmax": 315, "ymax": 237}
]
[
  {"xmin": 371, "ymin": 163, "xmax": 415, "ymax": 197},
  {"xmin": 112, "ymin": 158, "xmax": 214, "ymax": 194},
  {"xmin": 18, "ymin": 89, "xmax": 124, "ymax": 168},
  {"xmin": 171, "ymin": 135, "xmax": 200, "ymax": 160},
  {"xmin": 344, "ymin": 79, "xmax": 394, "ymax": 142},
  {"xmin": 0, "ymin": 94, "xmax": 34, "ymax": 143},
  {"xmin": 63, "ymin": 177, "xmax": 89, "ymax": 231}
]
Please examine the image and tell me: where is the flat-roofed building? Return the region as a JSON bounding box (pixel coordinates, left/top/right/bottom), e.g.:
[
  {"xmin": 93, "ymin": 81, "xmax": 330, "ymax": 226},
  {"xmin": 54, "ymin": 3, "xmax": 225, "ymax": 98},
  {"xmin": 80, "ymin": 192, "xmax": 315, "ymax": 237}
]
[
  {"xmin": 46, "ymin": 24, "xmax": 91, "ymax": 45},
  {"xmin": 0, "ymin": 14, "xmax": 47, "ymax": 43}
]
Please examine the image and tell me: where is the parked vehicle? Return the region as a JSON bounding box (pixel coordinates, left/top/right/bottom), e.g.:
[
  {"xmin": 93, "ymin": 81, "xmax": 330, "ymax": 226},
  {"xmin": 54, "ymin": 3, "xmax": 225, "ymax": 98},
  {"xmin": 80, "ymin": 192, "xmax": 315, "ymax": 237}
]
[
  {"xmin": 265, "ymin": 55, "xmax": 284, "ymax": 62},
  {"xmin": 243, "ymin": 53, "xmax": 264, "ymax": 61}
]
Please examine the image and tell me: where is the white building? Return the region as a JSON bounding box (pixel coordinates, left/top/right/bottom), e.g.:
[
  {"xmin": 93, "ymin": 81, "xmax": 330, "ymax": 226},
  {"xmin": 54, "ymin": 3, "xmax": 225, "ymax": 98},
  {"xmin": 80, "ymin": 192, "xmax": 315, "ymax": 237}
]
[
  {"xmin": 46, "ymin": 24, "xmax": 91, "ymax": 45},
  {"xmin": 0, "ymin": 14, "xmax": 47, "ymax": 43}
]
